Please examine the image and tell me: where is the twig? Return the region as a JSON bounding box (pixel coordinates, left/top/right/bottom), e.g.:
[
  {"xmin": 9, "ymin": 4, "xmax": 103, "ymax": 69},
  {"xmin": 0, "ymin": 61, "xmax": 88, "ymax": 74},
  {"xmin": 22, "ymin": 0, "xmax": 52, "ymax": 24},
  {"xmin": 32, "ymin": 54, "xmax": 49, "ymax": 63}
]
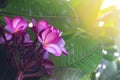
[
  {"xmin": 11, "ymin": 48, "xmax": 20, "ymax": 71},
  {"xmin": 24, "ymin": 72, "xmax": 41, "ymax": 78}
]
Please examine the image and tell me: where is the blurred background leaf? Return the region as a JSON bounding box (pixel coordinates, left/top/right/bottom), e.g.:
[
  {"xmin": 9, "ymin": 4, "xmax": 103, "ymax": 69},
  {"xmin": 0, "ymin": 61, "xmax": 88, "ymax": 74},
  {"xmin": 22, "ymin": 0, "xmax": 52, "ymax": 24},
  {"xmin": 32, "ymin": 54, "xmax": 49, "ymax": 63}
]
[
  {"xmin": 97, "ymin": 59, "xmax": 117, "ymax": 80},
  {"xmin": 39, "ymin": 68, "xmax": 86, "ymax": 80},
  {"xmin": 0, "ymin": 0, "xmax": 8, "ymax": 8}
]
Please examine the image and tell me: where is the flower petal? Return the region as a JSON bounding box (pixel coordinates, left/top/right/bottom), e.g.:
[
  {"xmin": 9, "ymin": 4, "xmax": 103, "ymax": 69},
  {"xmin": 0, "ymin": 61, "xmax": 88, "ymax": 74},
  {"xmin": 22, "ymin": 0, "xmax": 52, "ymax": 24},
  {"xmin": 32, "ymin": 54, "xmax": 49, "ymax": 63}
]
[
  {"xmin": 4, "ymin": 16, "xmax": 28, "ymax": 33},
  {"xmin": 57, "ymin": 38, "xmax": 65, "ymax": 47},
  {"xmin": 37, "ymin": 34, "xmax": 43, "ymax": 43},
  {"xmin": 57, "ymin": 38, "xmax": 68, "ymax": 55},
  {"xmin": 5, "ymin": 25, "xmax": 15, "ymax": 33},
  {"xmin": 12, "ymin": 16, "xmax": 22, "ymax": 28},
  {"xmin": 5, "ymin": 33, "xmax": 12, "ymax": 40},
  {"xmin": 44, "ymin": 44, "xmax": 62, "ymax": 56},
  {"xmin": 32, "ymin": 18, "xmax": 37, "ymax": 26},
  {"xmin": 41, "ymin": 29, "xmax": 51, "ymax": 41},
  {"xmin": 16, "ymin": 19, "xmax": 28, "ymax": 31},
  {"xmin": 38, "ymin": 20, "xmax": 48, "ymax": 26},
  {"xmin": 0, "ymin": 37, "xmax": 4, "ymax": 44},
  {"xmin": 45, "ymin": 32, "xmax": 59, "ymax": 43},
  {"xmin": 62, "ymin": 47, "xmax": 68, "ymax": 55},
  {"xmin": 0, "ymin": 33, "xmax": 12, "ymax": 44},
  {"xmin": 51, "ymin": 27, "xmax": 60, "ymax": 35},
  {"xmin": 38, "ymin": 19, "xmax": 49, "ymax": 30},
  {"xmin": 5, "ymin": 16, "xmax": 12, "ymax": 27},
  {"xmin": 24, "ymin": 33, "xmax": 32, "ymax": 43},
  {"xmin": 43, "ymin": 52, "xmax": 49, "ymax": 59}
]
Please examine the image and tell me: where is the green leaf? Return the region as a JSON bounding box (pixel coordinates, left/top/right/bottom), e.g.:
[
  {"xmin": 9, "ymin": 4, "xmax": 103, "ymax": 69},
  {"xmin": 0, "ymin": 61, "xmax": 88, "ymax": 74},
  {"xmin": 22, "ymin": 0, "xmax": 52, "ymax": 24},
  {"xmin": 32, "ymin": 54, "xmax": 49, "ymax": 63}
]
[
  {"xmin": 103, "ymin": 54, "xmax": 115, "ymax": 61},
  {"xmin": 51, "ymin": 33, "xmax": 102, "ymax": 73},
  {"xmin": 0, "ymin": 0, "xmax": 79, "ymax": 34},
  {"xmin": 80, "ymin": 75, "xmax": 91, "ymax": 80},
  {"xmin": 98, "ymin": 60, "xmax": 117, "ymax": 80},
  {"xmin": 39, "ymin": 68, "xmax": 85, "ymax": 80}
]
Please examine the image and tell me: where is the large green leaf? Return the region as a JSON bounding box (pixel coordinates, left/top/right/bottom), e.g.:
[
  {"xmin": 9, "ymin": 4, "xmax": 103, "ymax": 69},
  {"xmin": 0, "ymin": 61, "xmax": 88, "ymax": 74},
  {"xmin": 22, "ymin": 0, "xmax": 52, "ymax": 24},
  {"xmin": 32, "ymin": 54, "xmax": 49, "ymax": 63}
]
[
  {"xmin": 50, "ymin": 33, "xmax": 102, "ymax": 73},
  {"xmin": 39, "ymin": 68, "xmax": 85, "ymax": 80},
  {"xmin": 0, "ymin": 0, "xmax": 79, "ymax": 34}
]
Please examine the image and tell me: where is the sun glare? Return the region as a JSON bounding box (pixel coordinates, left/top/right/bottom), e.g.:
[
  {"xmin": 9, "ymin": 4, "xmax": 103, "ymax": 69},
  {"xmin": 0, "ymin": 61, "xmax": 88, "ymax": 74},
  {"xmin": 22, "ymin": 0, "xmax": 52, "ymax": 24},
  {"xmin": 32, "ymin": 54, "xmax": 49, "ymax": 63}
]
[
  {"xmin": 98, "ymin": 21, "xmax": 104, "ymax": 27},
  {"xmin": 101, "ymin": 0, "xmax": 120, "ymax": 10}
]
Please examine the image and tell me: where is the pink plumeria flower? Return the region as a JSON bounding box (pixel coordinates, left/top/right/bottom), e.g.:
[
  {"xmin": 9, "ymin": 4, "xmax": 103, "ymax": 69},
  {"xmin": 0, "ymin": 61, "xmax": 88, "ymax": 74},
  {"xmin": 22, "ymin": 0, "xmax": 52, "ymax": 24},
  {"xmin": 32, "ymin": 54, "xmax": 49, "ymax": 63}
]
[
  {"xmin": 38, "ymin": 26, "xmax": 68, "ymax": 56},
  {"xmin": 31, "ymin": 19, "xmax": 50, "ymax": 33},
  {"xmin": 4, "ymin": 16, "xmax": 28, "ymax": 34}
]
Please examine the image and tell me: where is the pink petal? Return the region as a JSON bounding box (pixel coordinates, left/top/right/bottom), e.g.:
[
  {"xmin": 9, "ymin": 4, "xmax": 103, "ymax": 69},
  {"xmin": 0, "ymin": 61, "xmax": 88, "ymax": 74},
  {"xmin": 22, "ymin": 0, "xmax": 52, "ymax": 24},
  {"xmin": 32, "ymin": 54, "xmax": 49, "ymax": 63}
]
[
  {"xmin": 57, "ymin": 38, "xmax": 65, "ymax": 47},
  {"xmin": 0, "ymin": 37, "xmax": 4, "ymax": 43},
  {"xmin": 12, "ymin": 16, "xmax": 22, "ymax": 28},
  {"xmin": 43, "ymin": 52, "xmax": 49, "ymax": 59},
  {"xmin": 51, "ymin": 27, "xmax": 59, "ymax": 33},
  {"xmin": 5, "ymin": 33, "xmax": 12, "ymax": 40},
  {"xmin": 0, "ymin": 33, "xmax": 12, "ymax": 44},
  {"xmin": 32, "ymin": 18, "xmax": 37, "ymax": 26},
  {"xmin": 41, "ymin": 29, "xmax": 51, "ymax": 41},
  {"xmin": 38, "ymin": 19, "xmax": 48, "ymax": 28},
  {"xmin": 24, "ymin": 33, "xmax": 32, "ymax": 43},
  {"xmin": 16, "ymin": 19, "xmax": 28, "ymax": 31},
  {"xmin": 57, "ymin": 38, "xmax": 68, "ymax": 55},
  {"xmin": 37, "ymin": 34, "xmax": 43, "ymax": 43},
  {"xmin": 5, "ymin": 25, "xmax": 15, "ymax": 33},
  {"xmin": 45, "ymin": 32, "xmax": 58, "ymax": 43},
  {"xmin": 5, "ymin": 16, "xmax": 12, "ymax": 27},
  {"xmin": 37, "ymin": 20, "xmax": 50, "ymax": 32},
  {"xmin": 31, "ymin": 18, "xmax": 38, "ymax": 33},
  {"xmin": 62, "ymin": 47, "xmax": 68, "ymax": 55},
  {"xmin": 56, "ymin": 38, "xmax": 68, "ymax": 55},
  {"xmin": 43, "ymin": 44, "xmax": 62, "ymax": 56}
]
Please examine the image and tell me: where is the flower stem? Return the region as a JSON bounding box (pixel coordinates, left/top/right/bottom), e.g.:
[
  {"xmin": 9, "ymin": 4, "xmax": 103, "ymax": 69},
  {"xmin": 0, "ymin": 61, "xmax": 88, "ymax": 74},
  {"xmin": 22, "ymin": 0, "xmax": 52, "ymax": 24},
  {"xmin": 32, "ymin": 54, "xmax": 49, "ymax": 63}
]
[
  {"xmin": 23, "ymin": 56, "xmax": 41, "ymax": 72},
  {"xmin": 16, "ymin": 71, "xmax": 24, "ymax": 80},
  {"xmin": 24, "ymin": 72, "xmax": 41, "ymax": 78},
  {"xmin": 11, "ymin": 48, "xmax": 20, "ymax": 71}
]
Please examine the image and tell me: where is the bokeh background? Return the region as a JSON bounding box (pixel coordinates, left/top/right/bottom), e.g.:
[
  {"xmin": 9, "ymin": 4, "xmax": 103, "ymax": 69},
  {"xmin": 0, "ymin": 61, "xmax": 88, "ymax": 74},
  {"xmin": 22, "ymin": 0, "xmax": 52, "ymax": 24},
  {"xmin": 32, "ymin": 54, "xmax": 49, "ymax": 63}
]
[{"xmin": 0, "ymin": 0, "xmax": 120, "ymax": 80}]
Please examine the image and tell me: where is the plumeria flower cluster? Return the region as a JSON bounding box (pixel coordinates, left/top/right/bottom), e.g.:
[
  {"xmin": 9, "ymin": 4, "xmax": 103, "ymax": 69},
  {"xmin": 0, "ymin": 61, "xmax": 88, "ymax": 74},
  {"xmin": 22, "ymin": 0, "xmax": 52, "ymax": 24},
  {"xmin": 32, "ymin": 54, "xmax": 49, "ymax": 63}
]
[{"xmin": 0, "ymin": 16, "xmax": 68, "ymax": 80}]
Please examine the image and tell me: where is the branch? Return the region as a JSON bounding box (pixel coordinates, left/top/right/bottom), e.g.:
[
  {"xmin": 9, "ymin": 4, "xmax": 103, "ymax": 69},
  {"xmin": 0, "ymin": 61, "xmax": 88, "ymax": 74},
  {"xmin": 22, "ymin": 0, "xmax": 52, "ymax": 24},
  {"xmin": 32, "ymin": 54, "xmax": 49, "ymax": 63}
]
[
  {"xmin": 24, "ymin": 72, "xmax": 41, "ymax": 78},
  {"xmin": 11, "ymin": 49, "xmax": 20, "ymax": 71}
]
